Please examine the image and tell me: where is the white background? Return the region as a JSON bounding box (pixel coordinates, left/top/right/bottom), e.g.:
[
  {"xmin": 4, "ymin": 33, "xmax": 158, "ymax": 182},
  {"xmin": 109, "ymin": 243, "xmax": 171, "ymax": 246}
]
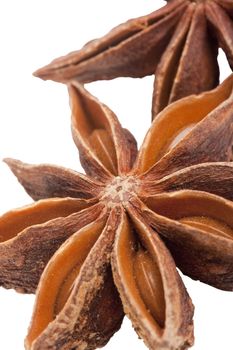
[{"xmin": 0, "ymin": 1, "xmax": 232, "ymax": 349}]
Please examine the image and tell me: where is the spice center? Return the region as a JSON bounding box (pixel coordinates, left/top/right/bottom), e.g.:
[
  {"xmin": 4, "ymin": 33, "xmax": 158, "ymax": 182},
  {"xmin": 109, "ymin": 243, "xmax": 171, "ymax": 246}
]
[{"xmin": 101, "ymin": 176, "xmax": 138, "ymax": 207}]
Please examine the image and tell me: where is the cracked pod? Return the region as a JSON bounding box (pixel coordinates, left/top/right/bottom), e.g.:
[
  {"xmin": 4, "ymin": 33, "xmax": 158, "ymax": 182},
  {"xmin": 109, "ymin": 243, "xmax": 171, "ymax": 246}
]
[
  {"xmin": 35, "ymin": 0, "xmax": 233, "ymax": 117},
  {"xmin": 1, "ymin": 75, "xmax": 233, "ymax": 349}
]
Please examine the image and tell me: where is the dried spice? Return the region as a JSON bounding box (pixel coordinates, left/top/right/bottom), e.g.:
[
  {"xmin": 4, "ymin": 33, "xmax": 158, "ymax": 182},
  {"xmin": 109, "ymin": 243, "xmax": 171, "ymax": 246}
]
[
  {"xmin": 34, "ymin": 0, "xmax": 233, "ymax": 117},
  {"xmin": 0, "ymin": 75, "xmax": 233, "ymax": 350}
]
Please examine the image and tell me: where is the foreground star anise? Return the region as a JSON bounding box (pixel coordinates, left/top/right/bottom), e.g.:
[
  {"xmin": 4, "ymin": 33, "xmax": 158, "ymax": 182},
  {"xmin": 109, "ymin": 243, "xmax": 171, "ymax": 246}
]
[
  {"xmin": 1, "ymin": 76, "xmax": 233, "ymax": 350},
  {"xmin": 34, "ymin": 0, "xmax": 233, "ymax": 117}
]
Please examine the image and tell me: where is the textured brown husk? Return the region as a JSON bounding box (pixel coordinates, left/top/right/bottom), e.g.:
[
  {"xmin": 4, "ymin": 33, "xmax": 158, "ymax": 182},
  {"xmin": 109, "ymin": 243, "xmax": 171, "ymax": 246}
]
[
  {"xmin": 1, "ymin": 76, "xmax": 233, "ymax": 349},
  {"xmin": 34, "ymin": 0, "xmax": 233, "ymax": 117}
]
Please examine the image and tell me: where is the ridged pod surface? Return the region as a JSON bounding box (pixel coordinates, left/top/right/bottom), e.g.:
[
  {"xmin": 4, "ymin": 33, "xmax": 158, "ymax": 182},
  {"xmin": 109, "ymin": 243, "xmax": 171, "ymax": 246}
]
[
  {"xmin": 34, "ymin": 0, "xmax": 233, "ymax": 117},
  {"xmin": 1, "ymin": 76, "xmax": 233, "ymax": 349}
]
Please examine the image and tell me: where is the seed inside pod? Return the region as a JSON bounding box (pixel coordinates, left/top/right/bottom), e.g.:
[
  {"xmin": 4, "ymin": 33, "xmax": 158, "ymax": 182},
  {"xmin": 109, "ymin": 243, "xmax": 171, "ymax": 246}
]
[
  {"xmin": 134, "ymin": 248, "xmax": 165, "ymax": 328},
  {"xmin": 180, "ymin": 216, "xmax": 233, "ymax": 240},
  {"xmin": 158, "ymin": 123, "xmax": 196, "ymax": 160},
  {"xmin": 26, "ymin": 218, "xmax": 106, "ymax": 348}
]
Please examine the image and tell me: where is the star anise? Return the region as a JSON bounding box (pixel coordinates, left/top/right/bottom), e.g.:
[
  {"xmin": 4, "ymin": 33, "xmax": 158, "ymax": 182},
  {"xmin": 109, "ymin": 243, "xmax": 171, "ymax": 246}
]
[
  {"xmin": 1, "ymin": 75, "xmax": 233, "ymax": 350},
  {"xmin": 34, "ymin": 0, "xmax": 233, "ymax": 117}
]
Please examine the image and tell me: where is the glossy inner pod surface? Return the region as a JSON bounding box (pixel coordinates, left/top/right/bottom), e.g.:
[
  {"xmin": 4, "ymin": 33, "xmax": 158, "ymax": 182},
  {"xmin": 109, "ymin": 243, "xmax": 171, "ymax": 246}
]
[
  {"xmin": 70, "ymin": 85, "xmax": 118, "ymax": 175},
  {"xmin": 134, "ymin": 247, "xmax": 165, "ymax": 328},
  {"xmin": 180, "ymin": 216, "xmax": 233, "ymax": 240},
  {"xmin": 114, "ymin": 214, "xmax": 166, "ymax": 334},
  {"xmin": 146, "ymin": 192, "xmax": 233, "ymax": 240},
  {"xmin": 88, "ymin": 129, "xmax": 117, "ymax": 175},
  {"xmin": 137, "ymin": 75, "xmax": 233, "ymax": 173},
  {"xmin": 26, "ymin": 217, "xmax": 106, "ymax": 348},
  {"xmin": 0, "ymin": 198, "xmax": 87, "ymax": 243}
]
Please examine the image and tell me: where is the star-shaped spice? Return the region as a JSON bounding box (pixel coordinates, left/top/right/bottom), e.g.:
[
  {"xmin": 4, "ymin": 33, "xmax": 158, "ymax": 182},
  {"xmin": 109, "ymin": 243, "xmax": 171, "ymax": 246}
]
[
  {"xmin": 34, "ymin": 0, "xmax": 233, "ymax": 117},
  {"xmin": 1, "ymin": 76, "xmax": 233, "ymax": 350}
]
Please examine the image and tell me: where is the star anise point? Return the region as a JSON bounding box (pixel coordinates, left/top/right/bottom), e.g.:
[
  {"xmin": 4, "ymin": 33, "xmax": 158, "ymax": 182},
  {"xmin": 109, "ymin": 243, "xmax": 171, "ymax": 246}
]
[{"xmin": 1, "ymin": 76, "xmax": 233, "ymax": 349}]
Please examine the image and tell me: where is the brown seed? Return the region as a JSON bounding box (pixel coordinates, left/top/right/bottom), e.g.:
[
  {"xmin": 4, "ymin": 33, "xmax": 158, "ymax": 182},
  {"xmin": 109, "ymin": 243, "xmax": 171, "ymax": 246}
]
[
  {"xmin": 134, "ymin": 249, "xmax": 165, "ymax": 328},
  {"xmin": 158, "ymin": 123, "xmax": 196, "ymax": 160},
  {"xmin": 2, "ymin": 78, "xmax": 233, "ymax": 349},
  {"xmin": 26, "ymin": 218, "xmax": 105, "ymax": 348},
  {"xmin": 180, "ymin": 216, "xmax": 233, "ymax": 240}
]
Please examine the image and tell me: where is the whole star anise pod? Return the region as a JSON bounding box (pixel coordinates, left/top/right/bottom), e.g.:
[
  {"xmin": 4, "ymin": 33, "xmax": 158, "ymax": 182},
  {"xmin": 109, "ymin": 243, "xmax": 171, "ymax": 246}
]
[
  {"xmin": 1, "ymin": 75, "xmax": 233, "ymax": 350},
  {"xmin": 34, "ymin": 0, "xmax": 233, "ymax": 117}
]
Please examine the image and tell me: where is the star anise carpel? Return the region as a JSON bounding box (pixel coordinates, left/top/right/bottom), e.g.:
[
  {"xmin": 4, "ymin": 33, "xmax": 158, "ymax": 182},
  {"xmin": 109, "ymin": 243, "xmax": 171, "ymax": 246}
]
[
  {"xmin": 1, "ymin": 75, "xmax": 233, "ymax": 350},
  {"xmin": 34, "ymin": 0, "xmax": 233, "ymax": 117}
]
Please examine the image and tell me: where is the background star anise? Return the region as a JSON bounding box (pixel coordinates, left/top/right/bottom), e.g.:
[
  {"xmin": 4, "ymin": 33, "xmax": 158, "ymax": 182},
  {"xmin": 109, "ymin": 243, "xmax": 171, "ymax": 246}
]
[
  {"xmin": 34, "ymin": 0, "xmax": 233, "ymax": 117},
  {"xmin": 0, "ymin": 76, "xmax": 233, "ymax": 350}
]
